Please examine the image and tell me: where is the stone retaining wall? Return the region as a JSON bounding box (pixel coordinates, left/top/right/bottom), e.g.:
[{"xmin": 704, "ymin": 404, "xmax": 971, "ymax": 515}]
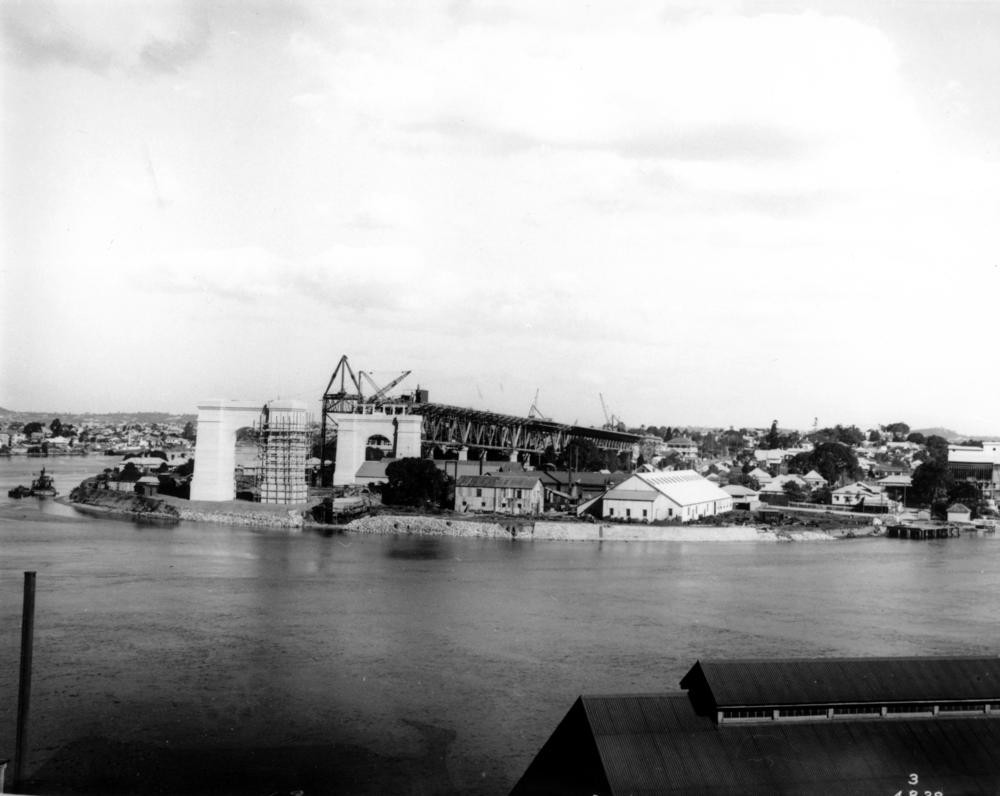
[
  {"xmin": 177, "ymin": 508, "xmax": 304, "ymax": 529},
  {"xmin": 342, "ymin": 515, "xmax": 836, "ymax": 542}
]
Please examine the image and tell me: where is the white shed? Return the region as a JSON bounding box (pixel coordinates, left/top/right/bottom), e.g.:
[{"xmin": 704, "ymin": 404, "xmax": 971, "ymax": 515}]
[{"xmin": 599, "ymin": 470, "xmax": 733, "ymax": 522}]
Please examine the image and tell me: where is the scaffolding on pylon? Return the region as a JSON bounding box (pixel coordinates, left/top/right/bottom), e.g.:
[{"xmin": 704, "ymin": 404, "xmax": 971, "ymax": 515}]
[{"xmin": 256, "ymin": 404, "xmax": 311, "ymax": 504}]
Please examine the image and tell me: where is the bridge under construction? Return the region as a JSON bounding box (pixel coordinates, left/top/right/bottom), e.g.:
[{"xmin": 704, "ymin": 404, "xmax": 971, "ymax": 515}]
[{"xmin": 319, "ymin": 356, "xmax": 640, "ymax": 485}]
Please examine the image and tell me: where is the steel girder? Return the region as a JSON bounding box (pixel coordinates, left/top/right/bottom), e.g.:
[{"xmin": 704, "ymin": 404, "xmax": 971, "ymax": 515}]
[{"xmin": 414, "ymin": 403, "xmax": 638, "ymax": 454}]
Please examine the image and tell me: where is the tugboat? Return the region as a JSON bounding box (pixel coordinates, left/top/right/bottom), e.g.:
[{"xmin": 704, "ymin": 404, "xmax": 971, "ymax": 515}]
[{"xmin": 29, "ymin": 467, "xmax": 58, "ymax": 497}]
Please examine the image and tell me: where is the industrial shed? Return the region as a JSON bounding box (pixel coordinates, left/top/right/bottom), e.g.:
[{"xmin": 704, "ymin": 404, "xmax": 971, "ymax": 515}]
[
  {"xmin": 511, "ymin": 656, "xmax": 1000, "ymax": 795},
  {"xmin": 588, "ymin": 470, "xmax": 733, "ymax": 522},
  {"xmin": 454, "ymin": 473, "xmax": 543, "ymax": 515}
]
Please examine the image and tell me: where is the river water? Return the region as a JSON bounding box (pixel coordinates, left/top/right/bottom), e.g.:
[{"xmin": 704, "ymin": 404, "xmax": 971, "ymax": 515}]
[{"xmin": 2, "ymin": 456, "xmax": 1000, "ymax": 794}]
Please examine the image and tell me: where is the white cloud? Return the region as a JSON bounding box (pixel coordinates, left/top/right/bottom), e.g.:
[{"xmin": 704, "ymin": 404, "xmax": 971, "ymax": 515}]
[{"xmin": 315, "ymin": 10, "xmax": 908, "ymax": 159}]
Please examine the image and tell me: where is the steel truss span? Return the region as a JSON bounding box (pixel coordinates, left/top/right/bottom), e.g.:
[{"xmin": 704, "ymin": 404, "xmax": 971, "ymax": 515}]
[{"xmin": 414, "ymin": 403, "xmax": 639, "ymax": 454}]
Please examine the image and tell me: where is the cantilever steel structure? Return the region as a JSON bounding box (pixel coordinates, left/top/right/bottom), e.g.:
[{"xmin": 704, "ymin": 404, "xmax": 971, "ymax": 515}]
[
  {"xmin": 318, "ymin": 356, "xmax": 641, "ymax": 483},
  {"xmin": 416, "ymin": 402, "xmax": 639, "ymax": 456}
]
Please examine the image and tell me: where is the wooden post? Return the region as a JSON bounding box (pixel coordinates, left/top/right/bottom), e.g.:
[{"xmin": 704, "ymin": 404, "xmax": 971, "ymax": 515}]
[{"xmin": 14, "ymin": 571, "xmax": 36, "ymax": 790}]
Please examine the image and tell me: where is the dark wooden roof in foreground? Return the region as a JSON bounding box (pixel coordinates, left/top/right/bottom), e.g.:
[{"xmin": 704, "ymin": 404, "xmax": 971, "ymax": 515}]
[
  {"xmin": 681, "ymin": 656, "xmax": 1000, "ymax": 708},
  {"xmin": 511, "ymin": 657, "xmax": 1000, "ymax": 795},
  {"xmin": 511, "ymin": 692, "xmax": 1000, "ymax": 795}
]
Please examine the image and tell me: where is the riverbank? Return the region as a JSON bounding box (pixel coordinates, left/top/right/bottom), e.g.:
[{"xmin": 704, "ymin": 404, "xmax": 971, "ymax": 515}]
[
  {"xmin": 343, "ymin": 514, "xmax": 855, "ymax": 542},
  {"xmin": 63, "ymin": 489, "xmax": 872, "ymax": 540},
  {"xmin": 67, "ymin": 490, "xmax": 311, "ymax": 529},
  {"xmin": 65, "ymin": 488, "xmax": 181, "ymax": 523}
]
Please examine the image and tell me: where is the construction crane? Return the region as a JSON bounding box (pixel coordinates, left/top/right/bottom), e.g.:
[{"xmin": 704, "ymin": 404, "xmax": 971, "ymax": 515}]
[
  {"xmin": 527, "ymin": 388, "xmax": 550, "ymax": 420},
  {"xmin": 360, "ymin": 370, "xmax": 412, "ymax": 406},
  {"xmin": 599, "ymin": 393, "xmax": 622, "ymax": 431},
  {"xmin": 321, "ymin": 355, "xmax": 365, "ymax": 413},
  {"xmin": 319, "ymin": 355, "xmax": 411, "ymax": 486}
]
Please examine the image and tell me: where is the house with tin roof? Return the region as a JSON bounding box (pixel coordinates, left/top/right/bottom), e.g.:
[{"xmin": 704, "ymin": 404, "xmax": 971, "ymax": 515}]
[
  {"xmin": 747, "ymin": 466, "xmax": 773, "ymax": 485},
  {"xmin": 802, "ymin": 469, "xmax": 827, "ymax": 489},
  {"xmin": 662, "ymin": 436, "xmax": 698, "ymax": 457}
]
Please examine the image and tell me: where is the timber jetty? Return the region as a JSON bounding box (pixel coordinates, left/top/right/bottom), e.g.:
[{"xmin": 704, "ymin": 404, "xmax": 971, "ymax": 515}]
[{"xmin": 886, "ymin": 522, "xmax": 961, "ymax": 540}]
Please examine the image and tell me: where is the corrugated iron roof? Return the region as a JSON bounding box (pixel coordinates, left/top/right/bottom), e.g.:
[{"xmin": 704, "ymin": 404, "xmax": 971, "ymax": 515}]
[
  {"xmin": 681, "ymin": 657, "xmax": 1000, "ymax": 708},
  {"xmin": 455, "ymin": 474, "xmax": 541, "ymax": 488},
  {"xmin": 604, "ymin": 490, "xmax": 658, "ymax": 502},
  {"xmin": 634, "ymin": 470, "xmax": 733, "ymax": 507}
]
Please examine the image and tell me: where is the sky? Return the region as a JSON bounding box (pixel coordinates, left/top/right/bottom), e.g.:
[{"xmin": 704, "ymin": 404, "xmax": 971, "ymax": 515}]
[{"xmin": 2, "ymin": 0, "xmax": 999, "ymax": 434}]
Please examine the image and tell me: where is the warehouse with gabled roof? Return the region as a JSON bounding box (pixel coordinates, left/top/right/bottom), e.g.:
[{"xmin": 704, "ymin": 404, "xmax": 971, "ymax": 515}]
[
  {"xmin": 511, "ymin": 656, "xmax": 1000, "ymax": 795},
  {"xmin": 581, "ymin": 469, "xmax": 733, "ymax": 522}
]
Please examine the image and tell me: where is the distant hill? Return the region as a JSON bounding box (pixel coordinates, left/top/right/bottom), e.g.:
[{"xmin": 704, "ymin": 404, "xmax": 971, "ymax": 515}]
[{"xmin": 912, "ymin": 427, "xmax": 961, "ymax": 441}]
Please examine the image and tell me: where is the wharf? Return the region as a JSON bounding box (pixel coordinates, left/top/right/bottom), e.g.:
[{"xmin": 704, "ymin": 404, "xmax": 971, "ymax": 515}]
[{"xmin": 886, "ymin": 522, "xmax": 961, "ymax": 540}]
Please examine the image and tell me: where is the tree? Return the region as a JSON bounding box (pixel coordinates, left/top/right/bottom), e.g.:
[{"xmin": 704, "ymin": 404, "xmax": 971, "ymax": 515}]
[
  {"xmin": 721, "ymin": 428, "xmax": 744, "ymax": 455},
  {"xmin": 119, "ymin": 462, "xmax": 142, "ymax": 482},
  {"xmin": 883, "ymin": 422, "xmax": 910, "ymax": 440},
  {"xmin": 867, "ymin": 430, "xmax": 881, "ymax": 443},
  {"xmin": 657, "ymin": 451, "xmax": 683, "ymax": 471},
  {"xmin": 947, "ymin": 481, "xmax": 983, "ymax": 517},
  {"xmin": 558, "ymin": 438, "xmax": 607, "ymax": 471},
  {"xmin": 835, "ymin": 425, "xmax": 865, "ymax": 446},
  {"xmin": 811, "ymin": 485, "xmax": 833, "ymax": 505},
  {"xmin": 906, "ymin": 432, "xmax": 926, "ymax": 445},
  {"xmin": 763, "ymin": 420, "xmax": 781, "ymax": 450},
  {"xmin": 791, "ymin": 442, "xmax": 862, "ymax": 486},
  {"xmin": 49, "ymin": 418, "xmax": 63, "ymax": 437},
  {"xmin": 910, "ymin": 460, "xmax": 953, "ymax": 506},
  {"xmin": 182, "ymin": 421, "xmax": 197, "ymax": 442},
  {"xmin": 924, "ymin": 435, "xmax": 950, "ymax": 466},
  {"xmin": 23, "ymin": 421, "xmax": 43, "ymax": 437},
  {"xmin": 380, "ymin": 458, "xmax": 452, "ymax": 508},
  {"xmin": 782, "ymin": 481, "xmax": 808, "ymax": 502},
  {"xmin": 729, "ymin": 472, "xmax": 760, "ymax": 491}
]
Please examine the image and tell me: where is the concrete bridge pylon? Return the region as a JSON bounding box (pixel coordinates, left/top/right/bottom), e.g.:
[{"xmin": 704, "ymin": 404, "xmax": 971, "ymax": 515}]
[{"xmin": 190, "ymin": 399, "xmax": 309, "ymax": 502}]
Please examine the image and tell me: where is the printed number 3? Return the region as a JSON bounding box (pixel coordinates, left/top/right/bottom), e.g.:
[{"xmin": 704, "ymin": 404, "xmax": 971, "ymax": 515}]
[{"xmin": 909, "ymin": 774, "xmax": 919, "ymax": 785}]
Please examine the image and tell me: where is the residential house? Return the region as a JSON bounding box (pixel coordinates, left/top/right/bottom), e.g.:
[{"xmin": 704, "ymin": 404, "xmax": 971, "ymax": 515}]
[
  {"xmin": 747, "ymin": 467, "xmax": 773, "ymax": 485},
  {"xmin": 873, "ymin": 460, "xmax": 910, "ymax": 478},
  {"xmin": 758, "ymin": 474, "xmax": 808, "ymax": 505},
  {"xmin": 663, "ymin": 436, "xmax": 698, "ymax": 458},
  {"xmin": 831, "ymin": 481, "xmax": 896, "ymax": 512},
  {"xmin": 877, "ymin": 474, "xmax": 912, "ymax": 504},
  {"xmin": 802, "ymin": 469, "xmax": 827, "ymax": 490},
  {"xmin": 753, "ymin": 448, "xmax": 786, "ymax": 469}
]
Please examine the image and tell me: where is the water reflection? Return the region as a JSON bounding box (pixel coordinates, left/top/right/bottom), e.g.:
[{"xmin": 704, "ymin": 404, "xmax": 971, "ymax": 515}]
[{"xmin": 385, "ymin": 536, "xmax": 454, "ymax": 561}]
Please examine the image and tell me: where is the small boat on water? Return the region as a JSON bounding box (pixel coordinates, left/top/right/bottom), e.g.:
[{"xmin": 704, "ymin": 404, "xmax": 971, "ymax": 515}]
[
  {"xmin": 8, "ymin": 484, "xmax": 32, "ymax": 498},
  {"xmin": 29, "ymin": 467, "xmax": 58, "ymax": 497}
]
